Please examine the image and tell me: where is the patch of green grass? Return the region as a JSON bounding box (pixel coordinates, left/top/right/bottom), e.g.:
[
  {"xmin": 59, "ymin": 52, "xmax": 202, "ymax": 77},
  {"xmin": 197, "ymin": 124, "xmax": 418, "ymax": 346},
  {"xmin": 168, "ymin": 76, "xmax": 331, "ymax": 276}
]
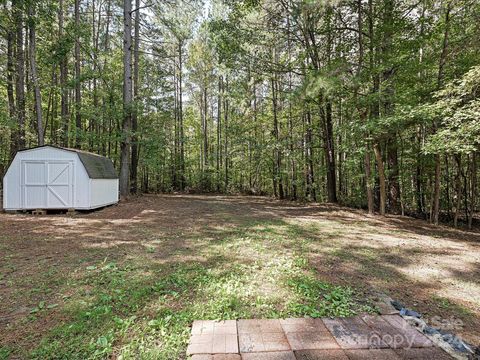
[
  {"xmin": 23, "ymin": 220, "xmax": 369, "ymax": 359},
  {"xmin": 432, "ymin": 296, "xmax": 473, "ymax": 316},
  {"xmin": 0, "ymin": 346, "xmax": 12, "ymax": 360},
  {"xmin": 285, "ymin": 274, "xmax": 357, "ymax": 318}
]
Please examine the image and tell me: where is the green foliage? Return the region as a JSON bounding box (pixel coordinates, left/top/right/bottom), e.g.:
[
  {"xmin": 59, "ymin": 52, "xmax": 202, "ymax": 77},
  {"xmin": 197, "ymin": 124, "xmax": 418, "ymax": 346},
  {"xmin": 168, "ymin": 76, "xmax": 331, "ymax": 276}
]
[
  {"xmin": 286, "ymin": 274, "xmax": 356, "ymax": 318},
  {"xmin": 423, "ymin": 66, "xmax": 480, "ymax": 155}
]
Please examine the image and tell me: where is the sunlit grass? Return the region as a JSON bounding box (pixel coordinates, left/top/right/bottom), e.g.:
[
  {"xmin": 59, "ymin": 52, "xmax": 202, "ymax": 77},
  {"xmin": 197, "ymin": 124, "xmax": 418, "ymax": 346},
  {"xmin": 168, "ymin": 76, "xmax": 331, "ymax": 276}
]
[{"xmin": 22, "ymin": 219, "xmax": 371, "ymax": 359}]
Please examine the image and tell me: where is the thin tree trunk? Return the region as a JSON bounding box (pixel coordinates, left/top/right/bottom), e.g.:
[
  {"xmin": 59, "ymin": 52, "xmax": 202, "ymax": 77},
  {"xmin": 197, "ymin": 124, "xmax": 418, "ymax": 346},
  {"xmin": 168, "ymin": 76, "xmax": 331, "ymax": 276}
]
[
  {"xmin": 28, "ymin": 3, "xmax": 44, "ymax": 146},
  {"xmin": 224, "ymin": 76, "xmax": 229, "ymax": 189},
  {"xmin": 468, "ymin": 153, "xmax": 476, "ymax": 230},
  {"xmin": 59, "ymin": 0, "xmax": 69, "ymax": 147},
  {"xmin": 74, "ymin": 0, "xmax": 82, "ymax": 148},
  {"xmin": 7, "ymin": 24, "xmax": 16, "ymax": 125},
  {"xmin": 13, "ymin": 0, "xmax": 26, "ymax": 156},
  {"xmin": 217, "ymin": 75, "xmax": 222, "ymax": 191},
  {"xmin": 130, "ymin": 0, "xmax": 140, "ymax": 194},
  {"xmin": 119, "ymin": 0, "xmax": 133, "ymax": 197},
  {"xmin": 91, "ymin": 0, "xmax": 100, "ymax": 151},
  {"xmin": 178, "ymin": 41, "xmax": 185, "ymax": 190},
  {"xmin": 374, "ymin": 144, "xmax": 386, "ymax": 216},
  {"xmin": 271, "ymin": 76, "xmax": 283, "ymax": 199},
  {"xmin": 305, "ymin": 108, "xmax": 316, "ymax": 201},
  {"xmin": 286, "ymin": 4, "xmax": 297, "ymax": 200},
  {"xmin": 454, "ymin": 155, "xmax": 461, "ymax": 227},
  {"xmin": 365, "ymin": 142, "xmax": 374, "ymax": 213},
  {"xmin": 432, "ymin": 1, "xmax": 451, "ymax": 225}
]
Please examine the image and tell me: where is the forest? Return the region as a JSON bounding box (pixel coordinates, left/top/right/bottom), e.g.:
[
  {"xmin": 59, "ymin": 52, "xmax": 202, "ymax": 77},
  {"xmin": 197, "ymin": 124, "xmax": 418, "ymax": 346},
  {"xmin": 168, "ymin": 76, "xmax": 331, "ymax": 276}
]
[{"xmin": 0, "ymin": 0, "xmax": 479, "ymax": 227}]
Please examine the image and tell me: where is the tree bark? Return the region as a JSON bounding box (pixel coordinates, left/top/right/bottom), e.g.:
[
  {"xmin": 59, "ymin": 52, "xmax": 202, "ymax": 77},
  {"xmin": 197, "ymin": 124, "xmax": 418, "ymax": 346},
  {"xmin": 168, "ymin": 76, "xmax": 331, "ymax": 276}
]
[
  {"xmin": 202, "ymin": 86, "xmax": 208, "ymax": 170},
  {"xmin": 7, "ymin": 23, "xmax": 16, "ymax": 125},
  {"xmin": 13, "ymin": 0, "xmax": 26, "ymax": 156},
  {"xmin": 468, "ymin": 153, "xmax": 476, "ymax": 230},
  {"xmin": 59, "ymin": 0, "xmax": 69, "ymax": 147},
  {"xmin": 322, "ymin": 100, "xmax": 337, "ymax": 202},
  {"xmin": 382, "ymin": 0, "xmax": 400, "ymax": 214},
  {"xmin": 224, "ymin": 76, "xmax": 229, "ymax": 188},
  {"xmin": 217, "ymin": 75, "xmax": 222, "ymax": 191},
  {"xmin": 305, "ymin": 108, "xmax": 316, "ymax": 201},
  {"xmin": 119, "ymin": 0, "xmax": 133, "ymax": 197},
  {"xmin": 130, "ymin": 0, "xmax": 140, "ymax": 194},
  {"xmin": 271, "ymin": 75, "xmax": 284, "ymax": 199},
  {"xmin": 374, "ymin": 144, "xmax": 386, "ymax": 216},
  {"xmin": 74, "ymin": 0, "xmax": 82, "ymax": 148},
  {"xmin": 28, "ymin": 3, "xmax": 44, "ymax": 146},
  {"xmin": 453, "ymin": 155, "xmax": 461, "ymax": 227},
  {"xmin": 432, "ymin": 1, "xmax": 451, "ymax": 225},
  {"xmin": 178, "ymin": 41, "xmax": 185, "ymax": 190},
  {"xmin": 387, "ymin": 138, "xmax": 400, "ymax": 213}
]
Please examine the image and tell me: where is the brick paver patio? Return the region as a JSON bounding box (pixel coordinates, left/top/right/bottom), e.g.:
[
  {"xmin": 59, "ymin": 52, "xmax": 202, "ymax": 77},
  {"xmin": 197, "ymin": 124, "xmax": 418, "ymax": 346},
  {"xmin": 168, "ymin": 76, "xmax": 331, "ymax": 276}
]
[{"xmin": 187, "ymin": 315, "xmax": 453, "ymax": 359}]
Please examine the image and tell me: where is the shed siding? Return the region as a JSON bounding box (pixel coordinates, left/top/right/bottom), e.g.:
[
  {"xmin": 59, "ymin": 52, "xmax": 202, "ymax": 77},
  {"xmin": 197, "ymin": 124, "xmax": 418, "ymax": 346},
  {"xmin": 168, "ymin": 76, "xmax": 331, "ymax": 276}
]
[{"xmin": 90, "ymin": 179, "xmax": 119, "ymax": 209}]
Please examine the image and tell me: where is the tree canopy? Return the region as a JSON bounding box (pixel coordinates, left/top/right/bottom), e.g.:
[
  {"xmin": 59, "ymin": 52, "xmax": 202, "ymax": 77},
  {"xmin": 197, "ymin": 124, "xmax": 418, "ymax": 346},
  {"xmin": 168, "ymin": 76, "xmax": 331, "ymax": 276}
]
[{"xmin": 0, "ymin": 0, "xmax": 479, "ymax": 227}]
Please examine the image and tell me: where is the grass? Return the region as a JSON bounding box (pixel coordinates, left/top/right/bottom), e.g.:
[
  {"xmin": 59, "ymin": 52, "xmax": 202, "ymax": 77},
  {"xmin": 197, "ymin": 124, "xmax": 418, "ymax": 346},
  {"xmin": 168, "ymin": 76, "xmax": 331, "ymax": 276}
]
[
  {"xmin": 7, "ymin": 219, "xmax": 372, "ymax": 360},
  {"xmin": 6, "ymin": 196, "xmax": 477, "ymax": 358}
]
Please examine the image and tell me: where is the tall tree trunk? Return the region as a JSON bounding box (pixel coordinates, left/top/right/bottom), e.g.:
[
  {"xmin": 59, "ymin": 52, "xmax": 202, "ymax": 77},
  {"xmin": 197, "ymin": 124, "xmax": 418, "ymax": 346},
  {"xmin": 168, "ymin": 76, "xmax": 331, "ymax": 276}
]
[
  {"xmin": 305, "ymin": 108, "xmax": 316, "ymax": 201},
  {"xmin": 101, "ymin": 0, "xmax": 112, "ymax": 156},
  {"xmin": 91, "ymin": 0, "xmax": 100, "ymax": 151},
  {"xmin": 432, "ymin": 1, "xmax": 451, "ymax": 225},
  {"xmin": 382, "ymin": 0, "xmax": 400, "ymax": 214},
  {"xmin": 224, "ymin": 77, "xmax": 229, "ymax": 188},
  {"xmin": 13, "ymin": 0, "xmax": 26, "ymax": 156},
  {"xmin": 322, "ymin": 100, "xmax": 337, "ymax": 202},
  {"xmin": 368, "ymin": 0, "xmax": 384, "ymax": 213},
  {"xmin": 178, "ymin": 41, "xmax": 185, "ymax": 190},
  {"xmin": 387, "ymin": 139, "xmax": 400, "ymax": 213},
  {"xmin": 271, "ymin": 76, "xmax": 283, "ymax": 199},
  {"xmin": 130, "ymin": 0, "xmax": 140, "ymax": 194},
  {"xmin": 203, "ymin": 86, "xmax": 208, "ymax": 169},
  {"xmin": 468, "ymin": 153, "xmax": 476, "ymax": 230},
  {"xmin": 74, "ymin": 0, "xmax": 82, "ymax": 148},
  {"xmin": 286, "ymin": 5, "xmax": 297, "ymax": 200},
  {"xmin": 374, "ymin": 144, "xmax": 386, "ymax": 216},
  {"xmin": 28, "ymin": 3, "xmax": 44, "ymax": 146},
  {"xmin": 365, "ymin": 142, "xmax": 374, "ymax": 213},
  {"xmin": 356, "ymin": 0, "xmax": 374, "ymax": 214},
  {"xmin": 120, "ymin": 0, "xmax": 133, "ymax": 197},
  {"xmin": 217, "ymin": 75, "xmax": 222, "ymax": 191},
  {"xmin": 59, "ymin": 0, "xmax": 69, "ymax": 147},
  {"xmin": 453, "ymin": 154, "xmax": 461, "ymax": 227},
  {"xmin": 7, "ymin": 24, "xmax": 16, "ymax": 126}
]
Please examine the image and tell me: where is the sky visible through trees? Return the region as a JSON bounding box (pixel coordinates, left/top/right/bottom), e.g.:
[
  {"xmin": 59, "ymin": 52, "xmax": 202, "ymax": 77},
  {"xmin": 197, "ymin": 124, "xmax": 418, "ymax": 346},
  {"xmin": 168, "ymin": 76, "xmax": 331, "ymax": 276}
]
[{"xmin": 0, "ymin": 0, "xmax": 479, "ymax": 228}]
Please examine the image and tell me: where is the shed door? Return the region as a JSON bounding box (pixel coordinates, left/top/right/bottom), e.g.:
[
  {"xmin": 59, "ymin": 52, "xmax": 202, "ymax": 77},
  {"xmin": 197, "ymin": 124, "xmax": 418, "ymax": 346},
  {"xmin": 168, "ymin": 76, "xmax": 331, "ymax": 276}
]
[{"xmin": 22, "ymin": 161, "xmax": 74, "ymax": 208}]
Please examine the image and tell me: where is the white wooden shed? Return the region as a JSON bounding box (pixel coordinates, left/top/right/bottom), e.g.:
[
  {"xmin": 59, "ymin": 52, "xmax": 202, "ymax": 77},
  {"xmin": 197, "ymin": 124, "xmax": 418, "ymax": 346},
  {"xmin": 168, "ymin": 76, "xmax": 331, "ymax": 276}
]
[{"xmin": 3, "ymin": 145, "xmax": 119, "ymax": 211}]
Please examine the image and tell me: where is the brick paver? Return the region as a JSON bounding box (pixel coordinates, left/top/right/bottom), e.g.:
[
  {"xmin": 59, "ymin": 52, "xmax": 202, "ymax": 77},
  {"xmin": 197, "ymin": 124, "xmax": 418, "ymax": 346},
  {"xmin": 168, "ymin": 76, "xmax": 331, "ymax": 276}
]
[
  {"xmin": 394, "ymin": 347, "xmax": 453, "ymax": 359},
  {"xmin": 322, "ymin": 316, "xmax": 388, "ymax": 349},
  {"xmin": 294, "ymin": 349, "xmax": 349, "ymax": 359},
  {"xmin": 344, "ymin": 349, "xmax": 400, "ymax": 359},
  {"xmin": 187, "ymin": 316, "xmax": 453, "ymax": 359},
  {"xmin": 381, "ymin": 315, "xmax": 433, "ymax": 348},
  {"xmin": 360, "ymin": 314, "xmax": 432, "ymax": 349},
  {"xmin": 191, "ymin": 355, "xmax": 242, "ymax": 360},
  {"xmin": 281, "ymin": 318, "xmax": 339, "ymax": 350},
  {"xmin": 187, "ymin": 320, "xmax": 239, "ymax": 355},
  {"xmin": 238, "ymin": 319, "xmax": 290, "ymax": 353},
  {"xmin": 239, "ymin": 331, "xmax": 291, "ymax": 352},
  {"xmin": 241, "ymin": 351, "xmax": 296, "ymax": 360}
]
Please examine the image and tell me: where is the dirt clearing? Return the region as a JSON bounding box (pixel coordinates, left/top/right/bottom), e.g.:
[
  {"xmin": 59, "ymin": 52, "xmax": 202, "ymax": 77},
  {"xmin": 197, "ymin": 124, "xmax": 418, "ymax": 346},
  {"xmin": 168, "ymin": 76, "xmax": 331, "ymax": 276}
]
[{"xmin": 0, "ymin": 195, "xmax": 478, "ymax": 359}]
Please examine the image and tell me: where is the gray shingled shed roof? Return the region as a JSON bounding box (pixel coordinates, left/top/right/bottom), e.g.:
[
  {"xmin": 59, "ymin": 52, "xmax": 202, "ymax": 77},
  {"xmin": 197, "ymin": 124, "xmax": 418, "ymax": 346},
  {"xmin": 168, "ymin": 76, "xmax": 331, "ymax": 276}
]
[
  {"xmin": 17, "ymin": 145, "xmax": 118, "ymax": 179},
  {"xmin": 74, "ymin": 150, "xmax": 118, "ymax": 179}
]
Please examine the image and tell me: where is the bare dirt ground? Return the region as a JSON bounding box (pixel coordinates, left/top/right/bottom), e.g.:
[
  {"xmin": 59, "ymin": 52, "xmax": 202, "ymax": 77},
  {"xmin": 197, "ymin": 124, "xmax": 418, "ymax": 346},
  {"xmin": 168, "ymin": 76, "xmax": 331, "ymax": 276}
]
[{"xmin": 0, "ymin": 194, "xmax": 479, "ymax": 357}]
